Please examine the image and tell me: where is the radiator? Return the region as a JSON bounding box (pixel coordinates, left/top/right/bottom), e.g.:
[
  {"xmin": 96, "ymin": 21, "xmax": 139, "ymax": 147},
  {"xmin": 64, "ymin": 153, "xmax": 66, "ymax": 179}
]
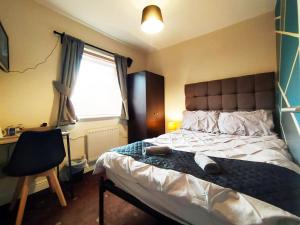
[{"xmin": 86, "ymin": 127, "xmax": 119, "ymax": 162}]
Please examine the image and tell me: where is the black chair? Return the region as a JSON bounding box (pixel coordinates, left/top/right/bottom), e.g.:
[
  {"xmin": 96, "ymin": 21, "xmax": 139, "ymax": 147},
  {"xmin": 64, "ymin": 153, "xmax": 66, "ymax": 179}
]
[{"xmin": 3, "ymin": 129, "xmax": 67, "ymax": 225}]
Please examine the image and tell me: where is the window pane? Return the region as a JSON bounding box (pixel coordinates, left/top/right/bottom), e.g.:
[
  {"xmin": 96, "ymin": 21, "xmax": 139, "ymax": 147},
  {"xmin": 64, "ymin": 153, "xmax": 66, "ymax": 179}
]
[{"xmin": 71, "ymin": 53, "xmax": 122, "ymax": 119}]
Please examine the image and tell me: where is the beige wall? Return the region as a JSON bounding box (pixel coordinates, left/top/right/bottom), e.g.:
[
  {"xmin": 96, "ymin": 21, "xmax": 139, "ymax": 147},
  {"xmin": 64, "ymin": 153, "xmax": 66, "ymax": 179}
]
[
  {"xmin": 146, "ymin": 12, "xmax": 277, "ymax": 128},
  {"xmin": 0, "ymin": 0, "xmax": 147, "ymax": 205},
  {"xmin": 0, "ymin": 0, "xmax": 146, "ymax": 127},
  {"xmin": 0, "ymin": 0, "xmax": 147, "ymax": 152}
]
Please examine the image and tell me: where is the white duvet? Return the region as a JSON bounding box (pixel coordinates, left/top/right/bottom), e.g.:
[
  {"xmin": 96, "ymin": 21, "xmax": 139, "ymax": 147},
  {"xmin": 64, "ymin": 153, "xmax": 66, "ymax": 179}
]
[{"xmin": 94, "ymin": 130, "xmax": 300, "ymax": 225}]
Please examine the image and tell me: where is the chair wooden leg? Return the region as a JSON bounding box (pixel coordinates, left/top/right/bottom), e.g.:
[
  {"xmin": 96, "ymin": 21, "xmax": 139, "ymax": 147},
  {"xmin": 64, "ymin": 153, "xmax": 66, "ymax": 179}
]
[
  {"xmin": 48, "ymin": 169, "xmax": 67, "ymax": 207},
  {"xmin": 10, "ymin": 177, "xmax": 25, "ymax": 211},
  {"xmin": 46, "ymin": 176, "xmax": 55, "ymax": 193},
  {"xmin": 15, "ymin": 176, "xmax": 30, "ymax": 225}
]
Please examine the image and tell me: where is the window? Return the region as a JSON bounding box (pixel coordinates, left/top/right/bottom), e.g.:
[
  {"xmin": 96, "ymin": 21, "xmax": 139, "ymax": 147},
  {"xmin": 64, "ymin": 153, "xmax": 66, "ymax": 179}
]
[{"xmin": 71, "ymin": 47, "xmax": 122, "ymax": 119}]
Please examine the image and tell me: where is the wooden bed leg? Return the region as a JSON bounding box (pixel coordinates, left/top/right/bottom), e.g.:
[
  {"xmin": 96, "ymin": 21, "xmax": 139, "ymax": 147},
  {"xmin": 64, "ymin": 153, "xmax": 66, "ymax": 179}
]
[{"xmin": 99, "ymin": 176, "xmax": 105, "ymax": 225}]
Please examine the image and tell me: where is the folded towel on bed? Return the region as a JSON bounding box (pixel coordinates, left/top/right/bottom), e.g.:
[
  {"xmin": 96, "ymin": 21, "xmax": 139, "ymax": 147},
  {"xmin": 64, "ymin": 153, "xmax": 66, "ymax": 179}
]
[
  {"xmin": 143, "ymin": 146, "xmax": 172, "ymax": 156},
  {"xmin": 194, "ymin": 152, "xmax": 221, "ymax": 174}
]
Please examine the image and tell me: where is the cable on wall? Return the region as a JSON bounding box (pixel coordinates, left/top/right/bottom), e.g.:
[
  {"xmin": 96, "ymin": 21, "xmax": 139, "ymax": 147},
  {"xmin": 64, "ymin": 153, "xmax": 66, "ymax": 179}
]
[{"xmin": 8, "ymin": 36, "xmax": 60, "ymax": 74}]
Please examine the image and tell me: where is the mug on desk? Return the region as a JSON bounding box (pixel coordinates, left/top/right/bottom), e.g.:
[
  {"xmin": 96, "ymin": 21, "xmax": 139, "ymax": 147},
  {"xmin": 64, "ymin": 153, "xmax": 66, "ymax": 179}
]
[
  {"xmin": 0, "ymin": 128, "xmax": 6, "ymax": 138},
  {"xmin": 6, "ymin": 127, "xmax": 16, "ymax": 136}
]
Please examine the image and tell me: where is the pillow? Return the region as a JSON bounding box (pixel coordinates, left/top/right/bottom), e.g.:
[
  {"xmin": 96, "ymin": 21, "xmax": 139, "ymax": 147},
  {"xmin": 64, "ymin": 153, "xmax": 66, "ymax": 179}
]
[
  {"xmin": 181, "ymin": 110, "xmax": 219, "ymax": 133},
  {"xmin": 218, "ymin": 110, "xmax": 274, "ymax": 136}
]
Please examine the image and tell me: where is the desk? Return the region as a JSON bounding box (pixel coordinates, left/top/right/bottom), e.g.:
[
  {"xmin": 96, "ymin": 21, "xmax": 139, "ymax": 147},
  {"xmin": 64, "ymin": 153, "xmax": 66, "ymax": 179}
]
[
  {"xmin": 0, "ymin": 131, "xmax": 69, "ymax": 144},
  {"xmin": 0, "ymin": 135, "xmax": 19, "ymax": 145},
  {"xmin": 0, "ymin": 130, "xmax": 74, "ymax": 198}
]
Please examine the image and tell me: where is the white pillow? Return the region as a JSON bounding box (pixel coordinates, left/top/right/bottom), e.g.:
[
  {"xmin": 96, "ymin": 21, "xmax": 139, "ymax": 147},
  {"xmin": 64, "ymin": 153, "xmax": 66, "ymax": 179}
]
[
  {"xmin": 181, "ymin": 110, "xmax": 219, "ymax": 133},
  {"xmin": 218, "ymin": 110, "xmax": 274, "ymax": 136}
]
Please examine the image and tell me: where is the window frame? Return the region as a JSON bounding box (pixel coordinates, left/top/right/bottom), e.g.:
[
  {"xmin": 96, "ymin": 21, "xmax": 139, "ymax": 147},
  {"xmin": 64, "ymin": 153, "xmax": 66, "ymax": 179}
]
[{"xmin": 71, "ymin": 46, "xmax": 122, "ymax": 121}]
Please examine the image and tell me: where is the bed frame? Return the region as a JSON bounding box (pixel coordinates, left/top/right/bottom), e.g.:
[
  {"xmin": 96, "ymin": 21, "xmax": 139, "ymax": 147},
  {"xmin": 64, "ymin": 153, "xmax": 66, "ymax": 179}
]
[
  {"xmin": 99, "ymin": 177, "xmax": 182, "ymax": 225},
  {"xmin": 98, "ymin": 72, "xmax": 275, "ymax": 225}
]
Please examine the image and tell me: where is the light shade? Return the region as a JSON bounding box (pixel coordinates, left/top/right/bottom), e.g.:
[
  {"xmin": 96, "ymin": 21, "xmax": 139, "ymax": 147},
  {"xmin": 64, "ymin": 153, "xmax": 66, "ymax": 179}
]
[{"xmin": 141, "ymin": 5, "xmax": 164, "ymax": 34}]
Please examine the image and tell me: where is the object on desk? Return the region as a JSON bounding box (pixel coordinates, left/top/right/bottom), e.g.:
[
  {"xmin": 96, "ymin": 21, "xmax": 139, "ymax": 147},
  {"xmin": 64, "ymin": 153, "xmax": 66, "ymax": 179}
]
[
  {"xmin": 3, "ymin": 124, "xmax": 24, "ymax": 136},
  {"xmin": 40, "ymin": 122, "xmax": 48, "ymax": 127},
  {"xmin": 0, "ymin": 128, "xmax": 3, "ymax": 138},
  {"xmin": 6, "ymin": 127, "xmax": 16, "ymax": 136},
  {"xmin": 15, "ymin": 124, "xmax": 24, "ymax": 134}
]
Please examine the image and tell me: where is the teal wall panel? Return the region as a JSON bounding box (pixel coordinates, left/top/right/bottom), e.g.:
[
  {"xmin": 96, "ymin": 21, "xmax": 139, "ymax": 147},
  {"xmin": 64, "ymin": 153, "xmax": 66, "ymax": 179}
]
[
  {"xmin": 276, "ymin": 19, "xmax": 281, "ymax": 30},
  {"xmin": 286, "ymin": 55, "xmax": 300, "ymax": 123},
  {"xmin": 285, "ymin": 0, "xmax": 299, "ymax": 33},
  {"xmin": 282, "ymin": 100, "xmax": 300, "ymax": 160},
  {"xmin": 276, "ymin": 0, "xmax": 300, "ymax": 163},
  {"xmin": 275, "ymin": 0, "xmax": 281, "ymax": 17},
  {"xmin": 279, "ymin": 35, "xmax": 298, "ymax": 89}
]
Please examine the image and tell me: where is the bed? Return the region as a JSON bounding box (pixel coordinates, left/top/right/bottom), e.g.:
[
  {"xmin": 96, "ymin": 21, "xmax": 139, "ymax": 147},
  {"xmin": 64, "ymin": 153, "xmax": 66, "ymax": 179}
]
[{"xmin": 94, "ymin": 72, "xmax": 300, "ymax": 225}]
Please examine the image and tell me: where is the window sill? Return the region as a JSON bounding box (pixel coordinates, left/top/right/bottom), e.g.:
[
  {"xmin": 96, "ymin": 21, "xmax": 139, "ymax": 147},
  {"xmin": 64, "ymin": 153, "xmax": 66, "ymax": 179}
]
[{"xmin": 78, "ymin": 116, "xmax": 121, "ymax": 122}]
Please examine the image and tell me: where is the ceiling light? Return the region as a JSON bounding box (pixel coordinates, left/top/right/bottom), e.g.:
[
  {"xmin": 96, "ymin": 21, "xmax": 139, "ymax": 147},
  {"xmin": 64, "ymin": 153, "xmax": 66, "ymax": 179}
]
[{"xmin": 141, "ymin": 5, "xmax": 164, "ymax": 34}]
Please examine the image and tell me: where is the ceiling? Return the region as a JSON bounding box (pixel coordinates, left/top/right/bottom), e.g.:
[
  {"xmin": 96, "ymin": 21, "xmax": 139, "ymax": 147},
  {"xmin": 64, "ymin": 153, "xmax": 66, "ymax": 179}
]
[{"xmin": 35, "ymin": 0, "xmax": 276, "ymax": 52}]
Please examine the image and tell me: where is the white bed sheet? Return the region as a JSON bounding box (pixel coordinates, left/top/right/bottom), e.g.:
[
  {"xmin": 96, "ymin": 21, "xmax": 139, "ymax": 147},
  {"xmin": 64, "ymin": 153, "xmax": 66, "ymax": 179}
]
[{"xmin": 94, "ymin": 130, "xmax": 300, "ymax": 225}]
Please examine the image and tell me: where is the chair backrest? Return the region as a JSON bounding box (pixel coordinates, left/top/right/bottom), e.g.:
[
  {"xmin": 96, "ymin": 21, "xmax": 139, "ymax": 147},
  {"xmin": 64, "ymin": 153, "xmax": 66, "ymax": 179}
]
[{"xmin": 4, "ymin": 129, "xmax": 66, "ymax": 176}]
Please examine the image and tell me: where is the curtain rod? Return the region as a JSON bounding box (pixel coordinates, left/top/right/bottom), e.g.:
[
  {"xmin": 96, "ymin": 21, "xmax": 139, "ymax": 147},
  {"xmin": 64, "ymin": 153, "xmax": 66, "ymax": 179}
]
[{"xmin": 53, "ymin": 30, "xmax": 133, "ymax": 67}]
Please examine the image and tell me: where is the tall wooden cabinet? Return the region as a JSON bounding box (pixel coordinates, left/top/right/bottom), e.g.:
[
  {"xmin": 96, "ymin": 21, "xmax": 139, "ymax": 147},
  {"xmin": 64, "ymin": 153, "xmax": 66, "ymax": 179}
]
[{"xmin": 127, "ymin": 71, "xmax": 165, "ymax": 143}]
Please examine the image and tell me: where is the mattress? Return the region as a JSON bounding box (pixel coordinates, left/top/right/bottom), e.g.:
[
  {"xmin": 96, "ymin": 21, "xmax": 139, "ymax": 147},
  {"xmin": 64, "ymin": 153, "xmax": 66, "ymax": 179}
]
[{"xmin": 94, "ymin": 129, "xmax": 300, "ymax": 225}]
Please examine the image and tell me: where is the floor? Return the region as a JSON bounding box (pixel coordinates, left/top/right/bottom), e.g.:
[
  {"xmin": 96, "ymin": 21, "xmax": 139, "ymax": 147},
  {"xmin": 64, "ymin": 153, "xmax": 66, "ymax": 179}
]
[{"xmin": 0, "ymin": 172, "xmax": 162, "ymax": 225}]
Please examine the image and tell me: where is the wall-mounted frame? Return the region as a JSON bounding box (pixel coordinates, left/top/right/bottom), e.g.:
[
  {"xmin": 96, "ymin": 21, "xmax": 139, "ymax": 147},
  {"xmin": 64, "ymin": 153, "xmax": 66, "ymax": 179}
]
[{"xmin": 0, "ymin": 22, "xmax": 9, "ymax": 72}]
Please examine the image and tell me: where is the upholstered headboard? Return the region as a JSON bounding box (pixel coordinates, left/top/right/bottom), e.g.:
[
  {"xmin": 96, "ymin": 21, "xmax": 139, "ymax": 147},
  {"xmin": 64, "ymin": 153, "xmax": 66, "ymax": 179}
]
[{"xmin": 185, "ymin": 72, "xmax": 275, "ymax": 111}]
